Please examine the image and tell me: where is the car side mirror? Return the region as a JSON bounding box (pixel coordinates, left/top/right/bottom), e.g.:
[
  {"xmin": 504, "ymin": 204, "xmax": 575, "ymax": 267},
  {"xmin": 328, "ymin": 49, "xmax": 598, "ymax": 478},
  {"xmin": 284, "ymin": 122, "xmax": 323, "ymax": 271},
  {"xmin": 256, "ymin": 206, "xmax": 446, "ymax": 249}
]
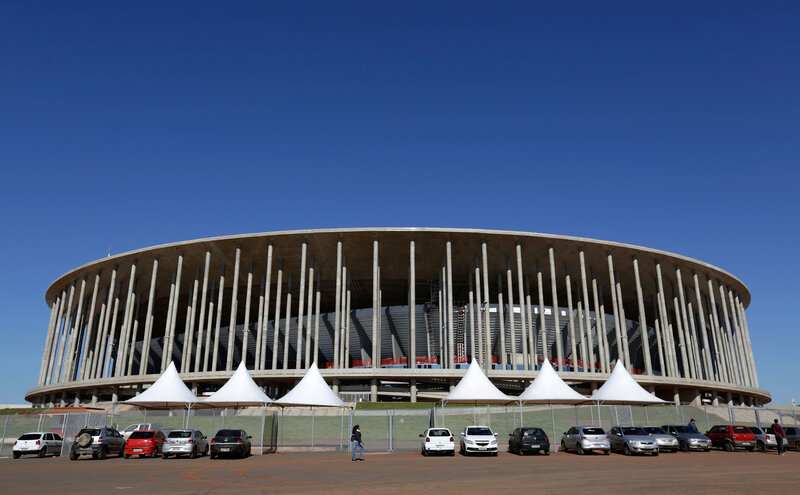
[
  {"xmin": 248, "ymin": 436, "xmax": 252, "ymax": 439},
  {"xmin": 562, "ymin": 432, "xmax": 566, "ymax": 435},
  {"xmin": 494, "ymin": 433, "xmax": 498, "ymax": 437},
  {"xmin": 508, "ymin": 433, "xmax": 513, "ymax": 437}
]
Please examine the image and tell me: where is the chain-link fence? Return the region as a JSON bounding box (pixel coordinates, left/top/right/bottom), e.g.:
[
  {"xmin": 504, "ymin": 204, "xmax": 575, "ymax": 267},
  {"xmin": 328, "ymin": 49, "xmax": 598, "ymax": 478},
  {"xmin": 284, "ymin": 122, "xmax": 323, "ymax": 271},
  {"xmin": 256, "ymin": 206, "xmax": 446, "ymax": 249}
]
[{"xmin": 2, "ymin": 404, "xmax": 799, "ymax": 457}]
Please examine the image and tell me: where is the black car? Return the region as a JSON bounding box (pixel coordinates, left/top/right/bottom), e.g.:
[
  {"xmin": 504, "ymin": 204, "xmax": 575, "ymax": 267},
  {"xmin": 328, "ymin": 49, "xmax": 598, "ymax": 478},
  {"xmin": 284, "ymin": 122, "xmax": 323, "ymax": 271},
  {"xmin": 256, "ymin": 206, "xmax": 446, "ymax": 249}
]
[
  {"xmin": 508, "ymin": 427, "xmax": 550, "ymax": 455},
  {"xmin": 210, "ymin": 429, "xmax": 252, "ymax": 459}
]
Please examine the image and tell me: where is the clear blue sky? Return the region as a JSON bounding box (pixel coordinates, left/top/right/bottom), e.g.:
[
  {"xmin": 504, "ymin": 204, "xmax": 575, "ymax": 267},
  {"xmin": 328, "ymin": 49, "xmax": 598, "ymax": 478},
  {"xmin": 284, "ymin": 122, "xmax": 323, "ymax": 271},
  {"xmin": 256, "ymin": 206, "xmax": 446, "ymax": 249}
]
[{"xmin": 1, "ymin": 1, "xmax": 797, "ymax": 405}]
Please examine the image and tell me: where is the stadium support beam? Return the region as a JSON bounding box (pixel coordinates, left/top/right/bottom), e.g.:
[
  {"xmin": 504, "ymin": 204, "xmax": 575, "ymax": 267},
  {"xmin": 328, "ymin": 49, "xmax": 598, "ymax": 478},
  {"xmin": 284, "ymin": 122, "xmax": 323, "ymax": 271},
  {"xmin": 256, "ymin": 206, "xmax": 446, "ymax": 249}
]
[
  {"xmin": 194, "ymin": 251, "xmax": 210, "ymax": 373},
  {"xmin": 549, "ymin": 247, "xmax": 563, "ymax": 371},
  {"xmin": 632, "ymin": 256, "xmax": 653, "ymax": 375},
  {"xmin": 409, "ymin": 238, "xmax": 415, "ymax": 370}
]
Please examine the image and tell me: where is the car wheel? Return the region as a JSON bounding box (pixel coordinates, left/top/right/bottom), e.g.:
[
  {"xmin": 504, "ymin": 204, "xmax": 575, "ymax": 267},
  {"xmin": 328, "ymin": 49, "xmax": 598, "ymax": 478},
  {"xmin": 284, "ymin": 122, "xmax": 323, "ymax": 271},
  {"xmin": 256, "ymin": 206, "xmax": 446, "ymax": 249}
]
[
  {"xmin": 124, "ymin": 452, "xmax": 130, "ymax": 459},
  {"xmin": 38, "ymin": 447, "xmax": 47, "ymax": 458},
  {"xmin": 577, "ymin": 444, "xmax": 585, "ymax": 455},
  {"xmin": 210, "ymin": 453, "xmax": 216, "ymax": 459},
  {"xmin": 70, "ymin": 452, "xmax": 78, "ymax": 461},
  {"xmin": 492, "ymin": 451, "xmax": 498, "ymax": 457},
  {"xmin": 449, "ymin": 449, "xmax": 455, "ymax": 457},
  {"xmin": 544, "ymin": 450, "xmax": 550, "ymax": 456},
  {"xmin": 623, "ymin": 444, "xmax": 632, "ymax": 456},
  {"xmin": 151, "ymin": 447, "xmax": 159, "ymax": 458},
  {"xmin": 704, "ymin": 448, "xmax": 710, "ymax": 452},
  {"xmin": 98, "ymin": 447, "xmax": 107, "ymax": 460},
  {"xmin": 604, "ymin": 449, "xmax": 610, "ymax": 455},
  {"xmin": 204, "ymin": 445, "xmax": 209, "ymax": 456},
  {"xmin": 746, "ymin": 446, "xmax": 755, "ymax": 452},
  {"xmin": 162, "ymin": 453, "xmax": 169, "ymax": 459},
  {"xmin": 190, "ymin": 447, "xmax": 197, "ymax": 459},
  {"xmin": 724, "ymin": 441, "xmax": 734, "ymax": 452},
  {"xmin": 13, "ymin": 452, "xmax": 21, "ymax": 459},
  {"xmin": 561, "ymin": 440, "xmax": 567, "ymax": 452},
  {"xmin": 680, "ymin": 442, "xmax": 688, "ymax": 452},
  {"xmin": 653, "ymin": 450, "xmax": 659, "ymax": 456},
  {"xmin": 757, "ymin": 441, "xmax": 766, "ymax": 452}
]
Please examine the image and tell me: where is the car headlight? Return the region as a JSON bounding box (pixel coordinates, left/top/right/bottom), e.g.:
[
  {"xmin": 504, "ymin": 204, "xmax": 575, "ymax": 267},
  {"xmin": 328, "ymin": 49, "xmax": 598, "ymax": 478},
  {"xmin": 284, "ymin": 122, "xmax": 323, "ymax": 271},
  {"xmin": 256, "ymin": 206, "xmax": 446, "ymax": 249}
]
[
  {"xmin": 490, "ymin": 440, "xmax": 497, "ymax": 445},
  {"xmin": 465, "ymin": 439, "xmax": 474, "ymax": 445}
]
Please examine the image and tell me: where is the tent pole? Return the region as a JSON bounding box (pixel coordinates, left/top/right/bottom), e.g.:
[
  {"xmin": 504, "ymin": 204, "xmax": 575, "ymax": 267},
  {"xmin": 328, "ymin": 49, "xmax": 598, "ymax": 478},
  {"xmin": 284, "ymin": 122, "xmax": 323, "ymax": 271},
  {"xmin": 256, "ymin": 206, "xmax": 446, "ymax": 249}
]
[
  {"xmin": 260, "ymin": 405, "xmax": 266, "ymax": 456},
  {"xmin": 519, "ymin": 401, "xmax": 523, "ymax": 427},
  {"xmin": 311, "ymin": 407, "xmax": 315, "ymax": 451},
  {"xmin": 596, "ymin": 401, "xmax": 601, "ymax": 429}
]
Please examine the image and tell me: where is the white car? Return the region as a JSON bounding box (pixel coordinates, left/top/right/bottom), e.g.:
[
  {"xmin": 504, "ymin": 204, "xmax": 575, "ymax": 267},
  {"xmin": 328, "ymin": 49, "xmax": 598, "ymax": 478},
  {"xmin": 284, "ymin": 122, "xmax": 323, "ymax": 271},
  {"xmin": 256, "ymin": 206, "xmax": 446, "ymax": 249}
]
[
  {"xmin": 459, "ymin": 425, "xmax": 498, "ymax": 456},
  {"xmin": 419, "ymin": 428, "xmax": 455, "ymax": 456},
  {"xmin": 120, "ymin": 422, "xmax": 165, "ymax": 441},
  {"xmin": 13, "ymin": 432, "xmax": 63, "ymax": 458}
]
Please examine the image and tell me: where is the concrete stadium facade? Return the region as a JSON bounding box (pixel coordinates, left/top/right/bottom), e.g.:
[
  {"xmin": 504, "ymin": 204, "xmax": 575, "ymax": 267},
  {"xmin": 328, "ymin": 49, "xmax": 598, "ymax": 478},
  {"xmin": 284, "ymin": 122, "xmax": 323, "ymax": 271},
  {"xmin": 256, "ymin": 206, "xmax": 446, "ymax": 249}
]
[{"xmin": 26, "ymin": 228, "xmax": 770, "ymax": 406}]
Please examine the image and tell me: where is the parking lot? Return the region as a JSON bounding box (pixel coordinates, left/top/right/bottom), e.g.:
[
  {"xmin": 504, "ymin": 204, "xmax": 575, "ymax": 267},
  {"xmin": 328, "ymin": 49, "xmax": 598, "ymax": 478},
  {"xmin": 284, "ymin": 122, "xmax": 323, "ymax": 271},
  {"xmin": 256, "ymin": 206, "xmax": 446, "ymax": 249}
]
[{"xmin": 2, "ymin": 448, "xmax": 799, "ymax": 494}]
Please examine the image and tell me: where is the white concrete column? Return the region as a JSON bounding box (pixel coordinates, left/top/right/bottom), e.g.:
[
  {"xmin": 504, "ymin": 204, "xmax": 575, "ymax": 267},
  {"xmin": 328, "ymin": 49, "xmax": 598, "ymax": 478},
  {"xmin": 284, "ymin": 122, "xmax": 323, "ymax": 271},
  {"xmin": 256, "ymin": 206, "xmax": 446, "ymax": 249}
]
[
  {"xmin": 116, "ymin": 263, "xmax": 137, "ymax": 377},
  {"xmin": 737, "ymin": 298, "xmax": 758, "ymax": 386},
  {"xmin": 590, "ymin": 267, "xmax": 607, "ymax": 373},
  {"xmin": 48, "ymin": 289, "xmax": 67, "ymax": 384},
  {"xmin": 481, "ymin": 241, "xmax": 491, "ymax": 372},
  {"xmin": 166, "ymin": 253, "xmax": 184, "ymax": 371},
  {"xmin": 258, "ymin": 243, "xmax": 273, "ymax": 370},
  {"xmin": 468, "ymin": 273, "xmax": 475, "ymax": 364},
  {"xmin": 38, "ymin": 296, "xmax": 60, "ymax": 385},
  {"xmin": 203, "ymin": 279, "xmax": 216, "ymax": 372},
  {"xmin": 525, "ymin": 276, "xmax": 535, "ymax": 368},
  {"xmin": 182, "ymin": 267, "xmax": 201, "ymax": 373},
  {"xmin": 614, "ymin": 271, "xmax": 631, "ymax": 370},
  {"xmin": 193, "ymin": 251, "xmax": 211, "ymax": 373},
  {"xmin": 497, "ymin": 274, "xmax": 506, "ymax": 368},
  {"xmin": 372, "ymin": 238, "xmax": 379, "ymax": 369},
  {"xmin": 304, "ymin": 261, "xmax": 315, "ymax": 367},
  {"xmin": 705, "ymin": 277, "xmax": 728, "ymax": 382},
  {"xmin": 333, "ymin": 240, "xmax": 343, "ymax": 368},
  {"xmin": 409, "ymin": 239, "xmax": 416, "ymax": 369},
  {"xmin": 313, "ymin": 271, "xmax": 321, "ymax": 364},
  {"xmin": 103, "ymin": 282, "xmax": 122, "ymax": 378},
  {"xmin": 671, "ymin": 282, "xmax": 692, "ymax": 379},
  {"xmin": 632, "ymin": 257, "xmax": 653, "ymax": 375},
  {"xmin": 78, "ymin": 273, "xmax": 101, "ymax": 380},
  {"xmin": 254, "ymin": 274, "xmax": 265, "ymax": 367},
  {"xmin": 548, "ymin": 247, "xmax": 563, "ymax": 371},
  {"xmin": 728, "ymin": 289, "xmax": 751, "ymax": 386},
  {"xmin": 93, "ymin": 266, "xmax": 116, "ymax": 379},
  {"xmin": 474, "ymin": 262, "xmax": 484, "ymax": 366},
  {"xmin": 282, "ymin": 274, "xmax": 293, "ymax": 369},
  {"xmin": 227, "ymin": 245, "xmax": 241, "ymax": 371},
  {"xmin": 211, "ymin": 265, "xmax": 226, "ymax": 371},
  {"xmin": 564, "ymin": 266, "xmax": 577, "ymax": 370},
  {"xmin": 241, "ymin": 261, "xmax": 254, "ymax": 367},
  {"xmin": 596, "ymin": 283, "xmax": 611, "ymax": 371},
  {"xmin": 607, "ymin": 255, "xmax": 625, "ymax": 368},
  {"xmin": 506, "ymin": 260, "xmax": 517, "ymax": 369},
  {"xmin": 578, "ymin": 251, "xmax": 593, "ymax": 371},
  {"xmin": 576, "ymin": 299, "xmax": 586, "ymax": 370},
  {"xmin": 655, "ymin": 262, "xmax": 676, "ymax": 377},
  {"xmin": 54, "ymin": 282, "xmax": 76, "ymax": 382},
  {"xmin": 651, "ymin": 296, "xmax": 666, "ymax": 376},
  {"xmin": 722, "ymin": 285, "xmax": 745, "ymax": 385},
  {"xmin": 515, "ymin": 244, "xmax": 529, "ymax": 370},
  {"xmin": 676, "ymin": 268, "xmax": 700, "ymax": 379},
  {"xmin": 446, "ymin": 240, "xmax": 455, "ymax": 369},
  {"xmin": 344, "ymin": 272, "xmax": 352, "ymax": 368},
  {"xmin": 65, "ymin": 276, "xmax": 87, "ymax": 381},
  {"xmin": 536, "ymin": 261, "xmax": 548, "ymax": 363},
  {"xmin": 296, "ymin": 241, "xmax": 307, "ymax": 369},
  {"xmin": 691, "ymin": 272, "xmax": 713, "ymax": 381},
  {"xmin": 138, "ymin": 257, "xmax": 159, "ymax": 375},
  {"xmin": 126, "ymin": 294, "xmax": 143, "ymax": 376},
  {"xmin": 340, "ymin": 263, "xmax": 348, "ymax": 366},
  {"xmin": 715, "ymin": 281, "xmax": 737, "ymax": 383},
  {"xmin": 271, "ymin": 260, "xmax": 283, "ymax": 370}
]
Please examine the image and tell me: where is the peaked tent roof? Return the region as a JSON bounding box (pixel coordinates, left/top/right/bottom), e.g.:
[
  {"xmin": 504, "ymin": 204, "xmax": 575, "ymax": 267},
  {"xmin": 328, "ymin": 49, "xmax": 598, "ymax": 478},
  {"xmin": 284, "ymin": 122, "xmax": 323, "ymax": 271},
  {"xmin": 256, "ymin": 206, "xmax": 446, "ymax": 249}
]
[
  {"xmin": 518, "ymin": 359, "xmax": 589, "ymax": 404},
  {"xmin": 273, "ymin": 362, "xmax": 347, "ymax": 408},
  {"xmin": 202, "ymin": 361, "xmax": 273, "ymax": 407},
  {"xmin": 441, "ymin": 359, "xmax": 514, "ymax": 404},
  {"xmin": 123, "ymin": 362, "xmax": 202, "ymax": 409},
  {"xmin": 589, "ymin": 360, "xmax": 667, "ymax": 405}
]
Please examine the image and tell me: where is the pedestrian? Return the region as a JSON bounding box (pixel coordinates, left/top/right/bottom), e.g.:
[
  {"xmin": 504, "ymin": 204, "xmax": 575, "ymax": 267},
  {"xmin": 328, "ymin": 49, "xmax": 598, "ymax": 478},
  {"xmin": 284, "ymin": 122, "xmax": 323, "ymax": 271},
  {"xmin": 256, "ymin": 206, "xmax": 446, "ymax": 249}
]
[
  {"xmin": 688, "ymin": 419, "xmax": 698, "ymax": 433},
  {"xmin": 351, "ymin": 424, "xmax": 364, "ymax": 461},
  {"xmin": 772, "ymin": 419, "xmax": 786, "ymax": 456}
]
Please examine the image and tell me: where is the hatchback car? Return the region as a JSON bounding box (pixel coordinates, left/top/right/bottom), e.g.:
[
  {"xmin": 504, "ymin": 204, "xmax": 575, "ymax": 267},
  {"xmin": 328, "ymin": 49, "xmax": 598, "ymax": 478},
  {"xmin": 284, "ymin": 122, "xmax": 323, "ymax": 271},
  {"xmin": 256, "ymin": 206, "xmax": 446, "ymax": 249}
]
[
  {"xmin": 560, "ymin": 426, "xmax": 610, "ymax": 455},
  {"xmin": 210, "ymin": 429, "xmax": 252, "ymax": 458},
  {"xmin": 662, "ymin": 425, "xmax": 712, "ymax": 451},
  {"xmin": 162, "ymin": 429, "xmax": 210, "ymax": 458},
  {"xmin": 124, "ymin": 430, "xmax": 165, "ymax": 458},
  {"xmin": 642, "ymin": 426, "xmax": 679, "ymax": 452},
  {"xmin": 750, "ymin": 426, "xmax": 778, "ymax": 452},
  {"xmin": 609, "ymin": 426, "xmax": 658, "ymax": 456},
  {"xmin": 419, "ymin": 428, "xmax": 455, "ymax": 456},
  {"xmin": 705, "ymin": 425, "xmax": 756, "ymax": 452},
  {"xmin": 13, "ymin": 432, "xmax": 63, "ymax": 458},
  {"xmin": 508, "ymin": 427, "xmax": 550, "ymax": 455},
  {"xmin": 459, "ymin": 426, "xmax": 498, "ymax": 456},
  {"xmin": 70, "ymin": 427, "xmax": 125, "ymax": 460}
]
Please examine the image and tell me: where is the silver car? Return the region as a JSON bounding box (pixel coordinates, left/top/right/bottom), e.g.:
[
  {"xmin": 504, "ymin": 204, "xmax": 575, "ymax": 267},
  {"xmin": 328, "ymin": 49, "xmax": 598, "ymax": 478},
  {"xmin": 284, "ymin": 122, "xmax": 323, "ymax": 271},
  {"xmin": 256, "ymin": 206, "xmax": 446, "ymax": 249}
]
[
  {"xmin": 642, "ymin": 426, "xmax": 679, "ymax": 452},
  {"xmin": 662, "ymin": 425, "xmax": 712, "ymax": 452},
  {"xmin": 609, "ymin": 426, "xmax": 658, "ymax": 456},
  {"xmin": 560, "ymin": 426, "xmax": 610, "ymax": 455},
  {"xmin": 750, "ymin": 426, "xmax": 778, "ymax": 452},
  {"xmin": 162, "ymin": 429, "xmax": 209, "ymax": 458}
]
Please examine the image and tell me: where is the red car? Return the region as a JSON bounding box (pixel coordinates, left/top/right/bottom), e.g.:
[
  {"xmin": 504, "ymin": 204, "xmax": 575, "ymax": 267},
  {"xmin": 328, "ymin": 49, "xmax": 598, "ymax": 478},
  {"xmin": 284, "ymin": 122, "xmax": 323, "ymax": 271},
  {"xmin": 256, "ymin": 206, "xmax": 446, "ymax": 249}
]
[
  {"xmin": 705, "ymin": 425, "xmax": 756, "ymax": 452},
  {"xmin": 124, "ymin": 430, "xmax": 166, "ymax": 458}
]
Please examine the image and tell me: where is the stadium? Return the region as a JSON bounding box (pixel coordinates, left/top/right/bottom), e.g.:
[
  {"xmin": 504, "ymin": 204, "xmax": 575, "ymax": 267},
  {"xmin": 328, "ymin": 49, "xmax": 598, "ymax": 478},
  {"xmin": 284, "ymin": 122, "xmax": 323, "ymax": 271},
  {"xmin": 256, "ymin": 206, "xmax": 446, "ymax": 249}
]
[{"xmin": 25, "ymin": 228, "xmax": 770, "ymax": 407}]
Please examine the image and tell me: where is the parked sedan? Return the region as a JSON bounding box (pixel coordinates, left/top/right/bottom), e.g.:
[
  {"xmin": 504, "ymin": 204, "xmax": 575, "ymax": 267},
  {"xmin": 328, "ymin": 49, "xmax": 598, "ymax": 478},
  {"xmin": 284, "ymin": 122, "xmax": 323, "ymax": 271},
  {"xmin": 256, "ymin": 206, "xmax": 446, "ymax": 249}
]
[
  {"xmin": 419, "ymin": 428, "xmax": 455, "ymax": 456},
  {"xmin": 508, "ymin": 427, "xmax": 550, "ymax": 455},
  {"xmin": 609, "ymin": 426, "xmax": 658, "ymax": 456},
  {"xmin": 560, "ymin": 426, "xmax": 610, "ymax": 455},
  {"xmin": 642, "ymin": 426, "xmax": 679, "ymax": 452},
  {"xmin": 210, "ymin": 429, "xmax": 252, "ymax": 459},
  {"xmin": 662, "ymin": 425, "xmax": 712, "ymax": 451},
  {"xmin": 162, "ymin": 429, "xmax": 209, "ymax": 458},
  {"xmin": 124, "ymin": 430, "xmax": 165, "ymax": 458},
  {"xmin": 459, "ymin": 426, "xmax": 498, "ymax": 456},
  {"xmin": 13, "ymin": 432, "xmax": 63, "ymax": 458}
]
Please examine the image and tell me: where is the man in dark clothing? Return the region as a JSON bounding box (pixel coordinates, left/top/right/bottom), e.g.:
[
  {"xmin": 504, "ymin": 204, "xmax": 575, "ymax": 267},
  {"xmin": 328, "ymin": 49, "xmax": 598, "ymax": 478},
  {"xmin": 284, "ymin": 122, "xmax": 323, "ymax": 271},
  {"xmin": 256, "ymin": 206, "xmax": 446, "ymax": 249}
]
[
  {"xmin": 351, "ymin": 425, "xmax": 364, "ymax": 461},
  {"xmin": 773, "ymin": 419, "xmax": 786, "ymax": 456},
  {"xmin": 688, "ymin": 419, "xmax": 699, "ymax": 433}
]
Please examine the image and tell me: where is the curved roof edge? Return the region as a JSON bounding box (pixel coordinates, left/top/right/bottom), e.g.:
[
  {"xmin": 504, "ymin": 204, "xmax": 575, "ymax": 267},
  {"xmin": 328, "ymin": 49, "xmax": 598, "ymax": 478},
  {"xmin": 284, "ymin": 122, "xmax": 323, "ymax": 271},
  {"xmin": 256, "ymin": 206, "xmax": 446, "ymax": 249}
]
[{"xmin": 46, "ymin": 227, "xmax": 750, "ymax": 304}]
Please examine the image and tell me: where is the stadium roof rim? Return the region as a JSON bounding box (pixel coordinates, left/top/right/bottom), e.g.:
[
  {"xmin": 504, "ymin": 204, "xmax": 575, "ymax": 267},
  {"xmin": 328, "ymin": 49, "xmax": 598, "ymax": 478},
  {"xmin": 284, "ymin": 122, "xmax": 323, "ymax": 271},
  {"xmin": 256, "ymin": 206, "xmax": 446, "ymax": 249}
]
[{"xmin": 47, "ymin": 227, "xmax": 750, "ymax": 304}]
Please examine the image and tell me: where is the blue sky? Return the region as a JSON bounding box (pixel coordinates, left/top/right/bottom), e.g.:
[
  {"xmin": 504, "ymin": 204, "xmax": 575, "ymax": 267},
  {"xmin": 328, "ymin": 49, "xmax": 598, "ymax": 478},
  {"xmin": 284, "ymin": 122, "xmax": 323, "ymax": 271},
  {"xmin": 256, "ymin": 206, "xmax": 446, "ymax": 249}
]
[{"xmin": 0, "ymin": 1, "xmax": 798, "ymax": 404}]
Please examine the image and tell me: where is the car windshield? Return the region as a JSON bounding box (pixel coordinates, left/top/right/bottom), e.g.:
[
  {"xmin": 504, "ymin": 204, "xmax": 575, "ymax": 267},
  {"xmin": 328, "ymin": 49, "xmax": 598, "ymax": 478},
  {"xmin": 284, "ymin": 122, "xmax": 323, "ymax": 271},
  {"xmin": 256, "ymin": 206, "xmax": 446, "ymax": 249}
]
[
  {"xmin": 78, "ymin": 429, "xmax": 101, "ymax": 436},
  {"xmin": 467, "ymin": 427, "xmax": 493, "ymax": 436},
  {"xmin": 19, "ymin": 434, "xmax": 41, "ymax": 440},
  {"xmin": 129, "ymin": 431, "xmax": 155, "ymax": 439},
  {"xmin": 733, "ymin": 426, "xmax": 752, "ymax": 434},
  {"xmin": 428, "ymin": 429, "xmax": 450, "ymax": 437},
  {"xmin": 621, "ymin": 427, "xmax": 648, "ymax": 436},
  {"xmin": 168, "ymin": 431, "xmax": 192, "ymax": 438},
  {"xmin": 673, "ymin": 426, "xmax": 693, "ymax": 434},
  {"xmin": 522, "ymin": 428, "xmax": 545, "ymax": 437},
  {"xmin": 582, "ymin": 428, "xmax": 605, "ymax": 435},
  {"xmin": 643, "ymin": 427, "xmax": 666, "ymax": 435},
  {"xmin": 216, "ymin": 430, "xmax": 242, "ymax": 437}
]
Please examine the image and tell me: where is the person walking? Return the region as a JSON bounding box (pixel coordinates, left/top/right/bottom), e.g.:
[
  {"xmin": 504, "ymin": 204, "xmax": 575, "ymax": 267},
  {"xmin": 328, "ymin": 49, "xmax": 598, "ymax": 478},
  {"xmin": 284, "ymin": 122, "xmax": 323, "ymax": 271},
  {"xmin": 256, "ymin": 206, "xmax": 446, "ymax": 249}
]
[
  {"xmin": 688, "ymin": 419, "xmax": 698, "ymax": 433},
  {"xmin": 351, "ymin": 424, "xmax": 364, "ymax": 461},
  {"xmin": 772, "ymin": 419, "xmax": 786, "ymax": 456}
]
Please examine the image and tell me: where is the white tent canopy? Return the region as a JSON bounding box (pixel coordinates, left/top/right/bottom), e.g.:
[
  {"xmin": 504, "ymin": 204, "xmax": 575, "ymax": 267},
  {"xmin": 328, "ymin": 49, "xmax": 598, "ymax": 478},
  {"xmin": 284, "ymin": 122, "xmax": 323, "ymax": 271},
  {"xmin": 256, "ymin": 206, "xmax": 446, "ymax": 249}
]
[
  {"xmin": 202, "ymin": 361, "xmax": 273, "ymax": 407},
  {"xmin": 273, "ymin": 362, "xmax": 347, "ymax": 408},
  {"xmin": 441, "ymin": 359, "xmax": 514, "ymax": 404},
  {"xmin": 589, "ymin": 360, "xmax": 666, "ymax": 405},
  {"xmin": 123, "ymin": 362, "xmax": 202, "ymax": 409},
  {"xmin": 518, "ymin": 358, "xmax": 588, "ymax": 404}
]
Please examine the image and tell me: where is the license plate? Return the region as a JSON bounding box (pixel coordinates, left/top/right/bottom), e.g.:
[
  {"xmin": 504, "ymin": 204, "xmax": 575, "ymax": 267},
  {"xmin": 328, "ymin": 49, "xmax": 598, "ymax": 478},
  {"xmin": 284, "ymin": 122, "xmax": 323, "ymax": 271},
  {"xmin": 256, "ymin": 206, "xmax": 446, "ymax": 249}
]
[
  {"xmin": 478, "ymin": 447, "xmax": 487, "ymax": 450},
  {"xmin": 741, "ymin": 442, "xmax": 750, "ymax": 445},
  {"xmin": 530, "ymin": 445, "xmax": 540, "ymax": 449},
  {"xmin": 220, "ymin": 448, "xmax": 230, "ymax": 452},
  {"xmin": 134, "ymin": 449, "xmax": 142, "ymax": 452}
]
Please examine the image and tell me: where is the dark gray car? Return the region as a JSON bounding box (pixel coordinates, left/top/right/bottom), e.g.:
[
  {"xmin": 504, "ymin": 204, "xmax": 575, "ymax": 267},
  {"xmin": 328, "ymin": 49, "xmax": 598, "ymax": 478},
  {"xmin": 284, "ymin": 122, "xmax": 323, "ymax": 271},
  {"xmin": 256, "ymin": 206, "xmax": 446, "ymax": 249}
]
[
  {"xmin": 609, "ymin": 426, "xmax": 658, "ymax": 456},
  {"xmin": 782, "ymin": 426, "xmax": 800, "ymax": 450},
  {"xmin": 662, "ymin": 425, "xmax": 712, "ymax": 452}
]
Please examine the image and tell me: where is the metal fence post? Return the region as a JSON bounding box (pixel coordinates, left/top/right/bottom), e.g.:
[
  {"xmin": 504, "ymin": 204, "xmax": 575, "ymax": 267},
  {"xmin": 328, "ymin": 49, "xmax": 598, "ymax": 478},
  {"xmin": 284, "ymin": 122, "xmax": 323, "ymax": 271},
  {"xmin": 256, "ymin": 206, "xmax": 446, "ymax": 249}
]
[
  {"xmin": 0, "ymin": 414, "xmax": 9, "ymax": 457},
  {"xmin": 388, "ymin": 410, "xmax": 392, "ymax": 452},
  {"xmin": 348, "ymin": 408, "xmax": 353, "ymax": 453},
  {"xmin": 340, "ymin": 408, "xmax": 344, "ymax": 452},
  {"xmin": 311, "ymin": 408, "xmax": 315, "ymax": 451},
  {"xmin": 260, "ymin": 406, "xmax": 266, "ymax": 456}
]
